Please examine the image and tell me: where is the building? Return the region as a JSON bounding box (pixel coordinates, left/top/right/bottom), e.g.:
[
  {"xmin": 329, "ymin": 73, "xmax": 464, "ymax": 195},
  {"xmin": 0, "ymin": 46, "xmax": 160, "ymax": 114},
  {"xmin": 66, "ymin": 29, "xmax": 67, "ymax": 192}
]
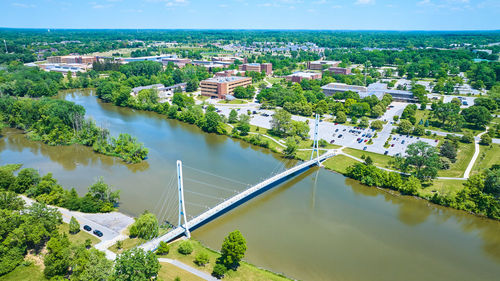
[
  {"xmin": 321, "ymin": 82, "xmax": 417, "ymax": 102},
  {"xmin": 122, "ymin": 55, "xmax": 176, "ymax": 63},
  {"xmin": 212, "ymin": 56, "xmax": 247, "ymax": 64},
  {"xmin": 328, "ymin": 67, "xmax": 351, "ymax": 75},
  {"xmin": 192, "ymin": 60, "xmax": 229, "ymax": 71},
  {"xmin": 285, "ymin": 71, "xmax": 322, "ymax": 83},
  {"xmin": 238, "ymin": 63, "xmax": 273, "ymax": 75},
  {"xmin": 161, "ymin": 57, "xmax": 192, "ymax": 68},
  {"xmin": 307, "ymin": 60, "xmax": 341, "ymax": 70},
  {"xmin": 131, "ymin": 83, "xmax": 187, "ymax": 103},
  {"xmin": 215, "ymin": 69, "xmax": 245, "ymax": 77},
  {"xmin": 39, "ymin": 63, "xmax": 90, "ymax": 75},
  {"xmin": 47, "ymin": 55, "xmax": 96, "ymax": 64},
  {"xmin": 200, "ymin": 76, "xmax": 252, "ymax": 99}
]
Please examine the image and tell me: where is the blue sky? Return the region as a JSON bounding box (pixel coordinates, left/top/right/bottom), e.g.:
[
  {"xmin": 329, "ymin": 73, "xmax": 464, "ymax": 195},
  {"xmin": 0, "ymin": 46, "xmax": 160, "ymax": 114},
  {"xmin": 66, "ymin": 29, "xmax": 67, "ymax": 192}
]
[{"xmin": 1, "ymin": 0, "xmax": 499, "ymax": 30}]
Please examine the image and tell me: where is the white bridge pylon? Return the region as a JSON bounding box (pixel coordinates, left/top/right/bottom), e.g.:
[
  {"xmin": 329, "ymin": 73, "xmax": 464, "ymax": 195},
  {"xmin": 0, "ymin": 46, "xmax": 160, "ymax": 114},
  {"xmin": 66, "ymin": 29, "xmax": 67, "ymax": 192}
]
[{"xmin": 176, "ymin": 160, "xmax": 191, "ymax": 238}]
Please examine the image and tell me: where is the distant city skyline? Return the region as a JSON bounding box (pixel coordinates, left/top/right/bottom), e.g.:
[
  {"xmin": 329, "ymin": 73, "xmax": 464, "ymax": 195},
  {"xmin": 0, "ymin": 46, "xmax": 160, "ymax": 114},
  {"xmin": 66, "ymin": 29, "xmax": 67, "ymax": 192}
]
[{"xmin": 1, "ymin": 0, "xmax": 499, "ymax": 30}]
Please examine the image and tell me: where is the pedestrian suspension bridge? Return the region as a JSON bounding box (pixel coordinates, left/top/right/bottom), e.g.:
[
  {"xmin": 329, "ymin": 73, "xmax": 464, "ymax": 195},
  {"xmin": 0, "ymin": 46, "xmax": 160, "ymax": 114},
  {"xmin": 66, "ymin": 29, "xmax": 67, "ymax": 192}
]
[{"xmin": 140, "ymin": 115, "xmax": 335, "ymax": 252}]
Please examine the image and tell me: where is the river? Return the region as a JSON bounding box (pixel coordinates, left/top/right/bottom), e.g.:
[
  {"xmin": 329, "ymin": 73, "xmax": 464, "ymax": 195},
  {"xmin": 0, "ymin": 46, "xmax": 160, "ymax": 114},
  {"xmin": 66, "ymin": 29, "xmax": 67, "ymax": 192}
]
[{"xmin": 1, "ymin": 89, "xmax": 499, "ymax": 281}]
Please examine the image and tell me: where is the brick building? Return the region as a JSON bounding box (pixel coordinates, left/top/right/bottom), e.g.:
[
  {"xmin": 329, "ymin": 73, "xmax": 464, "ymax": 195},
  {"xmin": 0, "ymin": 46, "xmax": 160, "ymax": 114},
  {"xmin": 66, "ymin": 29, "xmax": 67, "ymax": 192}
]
[
  {"xmin": 200, "ymin": 76, "xmax": 252, "ymax": 99},
  {"xmin": 328, "ymin": 67, "xmax": 351, "ymax": 75},
  {"xmin": 285, "ymin": 71, "xmax": 322, "ymax": 83},
  {"xmin": 238, "ymin": 63, "xmax": 273, "ymax": 75},
  {"xmin": 307, "ymin": 60, "xmax": 341, "ymax": 70}
]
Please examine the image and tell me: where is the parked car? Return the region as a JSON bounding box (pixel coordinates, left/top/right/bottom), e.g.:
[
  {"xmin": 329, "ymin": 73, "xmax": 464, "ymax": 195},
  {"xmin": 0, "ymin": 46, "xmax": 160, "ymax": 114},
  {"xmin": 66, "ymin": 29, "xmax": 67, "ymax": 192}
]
[
  {"xmin": 435, "ymin": 139, "xmax": 439, "ymax": 142},
  {"xmin": 391, "ymin": 144, "xmax": 395, "ymax": 147},
  {"xmin": 83, "ymin": 225, "xmax": 92, "ymax": 232},
  {"xmin": 335, "ymin": 129, "xmax": 339, "ymax": 132},
  {"xmin": 364, "ymin": 139, "xmax": 368, "ymax": 142},
  {"xmin": 343, "ymin": 129, "xmax": 346, "ymax": 131},
  {"xmin": 384, "ymin": 151, "xmax": 389, "ymax": 155},
  {"xmin": 93, "ymin": 230, "xmax": 103, "ymax": 237},
  {"xmin": 401, "ymin": 140, "xmax": 405, "ymax": 144},
  {"xmin": 330, "ymin": 140, "xmax": 335, "ymax": 144},
  {"xmin": 252, "ymin": 111, "xmax": 257, "ymax": 114},
  {"xmin": 463, "ymin": 101, "xmax": 468, "ymax": 106},
  {"xmin": 332, "ymin": 134, "xmax": 336, "ymax": 137},
  {"xmin": 338, "ymin": 134, "xmax": 343, "ymax": 138},
  {"xmin": 363, "ymin": 146, "xmax": 367, "ymax": 151},
  {"xmin": 410, "ymin": 135, "xmax": 413, "ymax": 138},
  {"xmin": 357, "ymin": 138, "xmax": 361, "ymax": 141}
]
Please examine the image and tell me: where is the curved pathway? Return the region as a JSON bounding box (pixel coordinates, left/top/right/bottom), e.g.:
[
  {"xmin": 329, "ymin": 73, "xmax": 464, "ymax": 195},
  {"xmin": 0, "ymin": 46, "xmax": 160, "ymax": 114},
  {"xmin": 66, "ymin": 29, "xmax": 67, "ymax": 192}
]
[
  {"xmin": 158, "ymin": 258, "xmax": 217, "ymax": 281},
  {"xmin": 463, "ymin": 128, "xmax": 488, "ymax": 179}
]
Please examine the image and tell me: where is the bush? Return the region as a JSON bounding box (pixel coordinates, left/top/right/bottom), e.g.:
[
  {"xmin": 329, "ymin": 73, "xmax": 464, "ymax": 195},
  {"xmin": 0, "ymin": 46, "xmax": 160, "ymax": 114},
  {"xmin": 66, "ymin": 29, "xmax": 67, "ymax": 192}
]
[
  {"xmin": 156, "ymin": 241, "xmax": 170, "ymax": 255},
  {"xmin": 461, "ymin": 133, "xmax": 474, "ymax": 143},
  {"xmin": 212, "ymin": 264, "xmax": 227, "ymax": 278},
  {"xmin": 194, "ymin": 252, "xmax": 210, "ymax": 266},
  {"xmin": 178, "ymin": 241, "xmax": 193, "ymax": 255},
  {"xmin": 129, "ymin": 211, "xmax": 159, "ymax": 240},
  {"xmin": 69, "ymin": 216, "xmax": 80, "ymax": 234},
  {"xmin": 480, "ymin": 134, "xmax": 492, "ymax": 145}
]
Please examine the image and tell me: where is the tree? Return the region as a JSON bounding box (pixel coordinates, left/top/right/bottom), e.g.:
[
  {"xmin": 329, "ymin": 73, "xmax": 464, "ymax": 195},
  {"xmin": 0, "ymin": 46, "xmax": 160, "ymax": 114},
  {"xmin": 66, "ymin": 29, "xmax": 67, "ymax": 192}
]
[
  {"xmin": 69, "ymin": 216, "xmax": 80, "ymax": 234},
  {"xmin": 283, "ymin": 137, "xmax": 298, "ymax": 158},
  {"xmin": 403, "ymin": 141, "xmax": 440, "ymax": 181},
  {"xmin": 335, "ymin": 111, "xmax": 347, "ymax": 123},
  {"xmin": 178, "ymin": 240, "xmax": 193, "ymax": 255},
  {"xmin": 194, "ymin": 252, "xmax": 210, "ymax": 266},
  {"xmin": 480, "ymin": 133, "xmax": 492, "ymax": 145},
  {"xmin": 413, "ymin": 124, "xmax": 425, "ymax": 136},
  {"xmin": 397, "ymin": 120, "xmax": 413, "ymax": 134},
  {"xmin": 359, "ymin": 117, "xmax": 369, "ymax": 128},
  {"xmin": 71, "ymin": 248, "xmax": 113, "ymax": 281},
  {"xmin": 129, "ymin": 211, "xmax": 159, "ymax": 240},
  {"xmin": 114, "ymin": 248, "xmax": 160, "ymax": 281},
  {"xmin": 315, "ymin": 100, "xmax": 329, "ymax": 116},
  {"xmin": 236, "ymin": 114, "xmax": 250, "ymax": 136},
  {"xmin": 12, "ymin": 168, "xmax": 40, "ymax": 193},
  {"xmin": 370, "ymin": 120, "xmax": 384, "ymax": 131},
  {"xmin": 228, "ymin": 109, "xmax": 238, "ymax": 124},
  {"xmin": 220, "ymin": 230, "xmax": 247, "ymax": 269},
  {"xmin": 364, "ymin": 156, "xmax": 373, "ymax": 165},
  {"xmin": 461, "ymin": 106, "xmax": 493, "ymax": 129},
  {"xmin": 440, "ymin": 140, "xmax": 457, "ymax": 162},
  {"xmin": 156, "ymin": 241, "xmax": 170, "ymax": 255},
  {"xmin": 186, "ymin": 78, "xmax": 199, "ymax": 92},
  {"xmin": 484, "ymin": 167, "xmax": 500, "ymax": 199},
  {"xmin": 402, "ymin": 176, "xmax": 421, "ymax": 195},
  {"xmin": 270, "ymin": 109, "xmax": 293, "ymax": 137},
  {"xmin": 44, "ymin": 232, "xmax": 71, "ymax": 278}
]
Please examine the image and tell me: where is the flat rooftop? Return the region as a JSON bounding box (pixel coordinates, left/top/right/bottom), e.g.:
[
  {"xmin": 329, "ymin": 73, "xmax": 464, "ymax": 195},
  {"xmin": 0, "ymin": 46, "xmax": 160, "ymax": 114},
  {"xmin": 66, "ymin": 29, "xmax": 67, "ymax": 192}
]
[
  {"xmin": 203, "ymin": 76, "xmax": 250, "ymax": 83},
  {"xmin": 289, "ymin": 71, "xmax": 319, "ymax": 78}
]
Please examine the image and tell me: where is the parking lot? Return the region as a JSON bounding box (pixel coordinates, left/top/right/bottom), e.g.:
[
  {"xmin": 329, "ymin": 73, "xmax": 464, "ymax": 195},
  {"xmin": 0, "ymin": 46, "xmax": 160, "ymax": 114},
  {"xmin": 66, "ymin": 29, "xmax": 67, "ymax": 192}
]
[{"xmin": 214, "ymin": 101, "xmax": 438, "ymax": 157}]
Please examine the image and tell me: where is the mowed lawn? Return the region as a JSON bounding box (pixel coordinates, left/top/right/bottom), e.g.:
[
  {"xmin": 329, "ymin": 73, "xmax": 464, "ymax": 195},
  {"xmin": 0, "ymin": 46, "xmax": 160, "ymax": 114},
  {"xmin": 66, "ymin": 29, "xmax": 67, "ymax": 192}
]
[
  {"xmin": 58, "ymin": 223, "xmax": 100, "ymax": 246},
  {"xmin": 158, "ymin": 263, "xmax": 205, "ymax": 281},
  {"xmin": 159, "ymin": 240, "xmax": 291, "ymax": 281},
  {"xmin": 342, "ymin": 147, "xmax": 393, "ymax": 169},
  {"xmin": 438, "ymin": 142, "xmax": 475, "ymax": 178},
  {"xmin": 323, "ymin": 154, "xmax": 360, "ymax": 174},
  {"xmin": 471, "ymin": 144, "xmax": 500, "ymax": 175}
]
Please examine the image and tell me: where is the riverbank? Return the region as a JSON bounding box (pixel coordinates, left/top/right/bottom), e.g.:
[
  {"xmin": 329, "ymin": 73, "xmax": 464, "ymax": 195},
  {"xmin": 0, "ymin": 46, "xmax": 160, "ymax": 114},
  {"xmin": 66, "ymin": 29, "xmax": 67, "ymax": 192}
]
[{"xmin": 91, "ymin": 92, "xmax": 500, "ymax": 222}]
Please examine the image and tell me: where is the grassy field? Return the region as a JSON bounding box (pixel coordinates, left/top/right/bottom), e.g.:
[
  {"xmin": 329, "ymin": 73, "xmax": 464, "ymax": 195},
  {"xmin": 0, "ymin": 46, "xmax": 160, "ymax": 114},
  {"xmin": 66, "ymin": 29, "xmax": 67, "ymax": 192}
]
[
  {"xmin": 159, "ymin": 240, "xmax": 291, "ymax": 281},
  {"xmin": 471, "ymin": 144, "xmax": 500, "ymax": 175},
  {"xmin": 414, "ymin": 109, "xmax": 483, "ymax": 136},
  {"xmin": 58, "ymin": 223, "xmax": 100, "ymax": 246},
  {"xmin": 438, "ymin": 142, "xmax": 475, "ymax": 178},
  {"xmin": 323, "ymin": 154, "xmax": 360, "ymax": 174},
  {"xmin": 342, "ymin": 147, "xmax": 393, "ymax": 168},
  {"xmin": 266, "ymin": 77, "xmax": 283, "ymax": 85},
  {"xmin": 0, "ymin": 263, "xmax": 47, "ymax": 281},
  {"xmin": 109, "ymin": 237, "xmax": 146, "ymax": 254},
  {"xmin": 420, "ymin": 179, "xmax": 466, "ymax": 198},
  {"xmin": 158, "ymin": 263, "xmax": 205, "ymax": 281}
]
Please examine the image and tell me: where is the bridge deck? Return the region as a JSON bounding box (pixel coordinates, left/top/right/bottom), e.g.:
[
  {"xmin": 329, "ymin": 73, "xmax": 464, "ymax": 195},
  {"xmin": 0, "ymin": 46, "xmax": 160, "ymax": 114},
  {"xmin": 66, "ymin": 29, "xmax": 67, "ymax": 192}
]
[{"xmin": 140, "ymin": 151, "xmax": 335, "ymax": 252}]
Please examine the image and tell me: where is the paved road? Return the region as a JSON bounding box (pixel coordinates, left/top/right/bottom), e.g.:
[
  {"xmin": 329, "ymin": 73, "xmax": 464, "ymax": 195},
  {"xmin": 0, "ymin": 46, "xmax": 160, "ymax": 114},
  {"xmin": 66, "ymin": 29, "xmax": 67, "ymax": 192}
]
[
  {"xmin": 159, "ymin": 258, "xmax": 217, "ymax": 281},
  {"xmin": 463, "ymin": 128, "xmax": 488, "ymax": 179}
]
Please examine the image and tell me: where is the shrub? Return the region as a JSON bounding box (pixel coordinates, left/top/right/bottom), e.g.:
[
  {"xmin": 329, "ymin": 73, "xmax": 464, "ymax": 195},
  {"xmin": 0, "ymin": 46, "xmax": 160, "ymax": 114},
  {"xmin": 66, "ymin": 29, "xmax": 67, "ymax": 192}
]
[
  {"xmin": 194, "ymin": 252, "xmax": 210, "ymax": 266},
  {"xmin": 178, "ymin": 241, "xmax": 193, "ymax": 255},
  {"xmin": 156, "ymin": 241, "xmax": 170, "ymax": 255},
  {"xmin": 480, "ymin": 134, "xmax": 492, "ymax": 145},
  {"xmin": 212, "ymin": 264, "xmax": 227, "ymax": 278},
  {"xmin": 461, "ymin": 133, "xmax": 474, "ymax": 143}
]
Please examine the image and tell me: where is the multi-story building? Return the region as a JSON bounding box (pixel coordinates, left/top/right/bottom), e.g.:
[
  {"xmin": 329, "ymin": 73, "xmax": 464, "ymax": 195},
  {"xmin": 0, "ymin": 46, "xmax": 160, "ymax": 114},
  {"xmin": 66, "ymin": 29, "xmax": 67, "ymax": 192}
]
[
  {"xmin": 285, "ymin": 71, "xmax": 322, "ymax": 83},
  {"xmin": 321, "ymin": 82, "xmax": 417, "ymax": 102},
  {"xmin": 200, "ymin": 76, "xmax": 252, "ymax": 99},
  {"xmin": 47, "ymin": 55, "xmax": 96, "ymax": 64},
  {"xmin": 238, "ymin": 63, "xmax": 273, "ymax": 75},
  {"xmin": 212, "ymin": 56, "xmax": 247, "ymax": 64},
  {"xmin": 328, "ymin": 67, "xmax": 351, "ymax": 75},
  {"xmin": 215, "ymin": 69, "xmax": 246, "ymax": 77},
  {"xmin": 307, "ymin": 60, "xmax": 341, "ymax": 70}
]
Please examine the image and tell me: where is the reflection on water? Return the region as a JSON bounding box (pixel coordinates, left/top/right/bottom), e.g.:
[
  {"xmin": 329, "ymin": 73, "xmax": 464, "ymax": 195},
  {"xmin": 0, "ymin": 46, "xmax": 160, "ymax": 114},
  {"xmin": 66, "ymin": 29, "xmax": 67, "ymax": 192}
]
[{"xmin": 0, "ymin": 89, "xmax": 499, "ymax": 281}]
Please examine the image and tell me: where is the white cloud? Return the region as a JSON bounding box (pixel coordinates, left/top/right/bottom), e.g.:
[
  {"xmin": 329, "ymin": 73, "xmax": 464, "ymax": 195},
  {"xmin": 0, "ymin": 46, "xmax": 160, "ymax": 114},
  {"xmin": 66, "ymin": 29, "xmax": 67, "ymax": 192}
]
[
  {"xmin": 417, "ymin": 0, "xmax": 431, "ymax": 5},
  {"xmin": 355, "ymin": 0, "xmax": 375, "ymax": 5},
  {"xmin": 11, "ymin": 2, "xmax": 36, "ymax": 8},
  {"xmin": 145, "ymin": 0, "xmax": 189, "ymax": 7}
]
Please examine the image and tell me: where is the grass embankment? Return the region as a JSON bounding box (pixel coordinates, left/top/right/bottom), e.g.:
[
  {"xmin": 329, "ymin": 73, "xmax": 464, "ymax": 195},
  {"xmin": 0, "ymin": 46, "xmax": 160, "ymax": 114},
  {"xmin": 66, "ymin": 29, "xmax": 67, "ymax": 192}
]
[
  {"xmin": 437, "ymin": 142, "xmax": 475, "ymax": 178},
  {"xmin": 323, "ymin": 154, "xmax": 360, "ymax": 174},
  {"xmin": 58, "ymin": 223, "xmax": 100, "ymax": 246},
  {"xmin": 420, "ymin": 179, "xmax": 466, "ymax": 198},
  {"xmin": 109, "ymin": 226, "xmax": 170, "ymax": 254},
  {"xmin": 218, "ymin": 99, "xmax": 248, "ymax": 104},
  {"xmin": 0, "ymin": 263, "xmax": 47, "ymax": 281},
  {"xmin": 414, "ymin": 109, "xmax": 483, "ymax": 135},
  {"xmin": 472, "ymin": 144, "xmax": 500, "ymax": 175},
  {"xmin": 158, "ymin": 263, "xmax": 205, "ymax": 281},
  {"xmin": 159, "ymin": 240, "xmax": 291, "ymax": 281}
]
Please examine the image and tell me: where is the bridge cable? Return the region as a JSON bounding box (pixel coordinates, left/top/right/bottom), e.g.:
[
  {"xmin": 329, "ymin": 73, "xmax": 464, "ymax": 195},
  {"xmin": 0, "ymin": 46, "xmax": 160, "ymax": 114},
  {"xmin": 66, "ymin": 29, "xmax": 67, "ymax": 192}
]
[
  {"xmin": 183, "ymin": 164, "xmax": 250, "ymax": 186},
  {"xmin": 184, "ymin": 177, "xmax": 240, "ymax": 194}
]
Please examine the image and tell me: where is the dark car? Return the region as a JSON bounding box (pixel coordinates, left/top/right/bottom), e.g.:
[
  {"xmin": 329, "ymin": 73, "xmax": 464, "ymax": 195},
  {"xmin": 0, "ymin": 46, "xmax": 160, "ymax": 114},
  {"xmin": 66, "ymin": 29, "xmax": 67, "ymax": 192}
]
[
  {"xmin": 391, "ymin": 144, "xmax": 395, "ymax": 147},
  {"xmin": 83, "ymin": 225, "xmax": 92, "ymax": 232},
  {"xmin": 357, "ymin": 138, "xmax": 361, "ymax": 141},
  {"xmin": 401, "ymin": 140, "xmax": 405, "ymax": 144},
  {"xmin": 384, "ymin": 151, "xmax": 389, "ymax": 155},
  {"xmin": 338, "ymin": 134, "xmax": 343, "ymax": 138},
  {"xmin": 330, "ymin": 140, "xmax": 335, "ymax": 144},
  {"xmin": 335, "ymin": 129, "xmax": 339, "ymax": 132},
  {"xmin": 363, "ymin": 146, "xmax": 367, "ymax": 151},
  {"xmin": 343, "ymin": 129, "xmax": 346, "ymax": 131},
  {"xmin": 93, "ymin": 230, "xmax": 103, "ymax": 237}
]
